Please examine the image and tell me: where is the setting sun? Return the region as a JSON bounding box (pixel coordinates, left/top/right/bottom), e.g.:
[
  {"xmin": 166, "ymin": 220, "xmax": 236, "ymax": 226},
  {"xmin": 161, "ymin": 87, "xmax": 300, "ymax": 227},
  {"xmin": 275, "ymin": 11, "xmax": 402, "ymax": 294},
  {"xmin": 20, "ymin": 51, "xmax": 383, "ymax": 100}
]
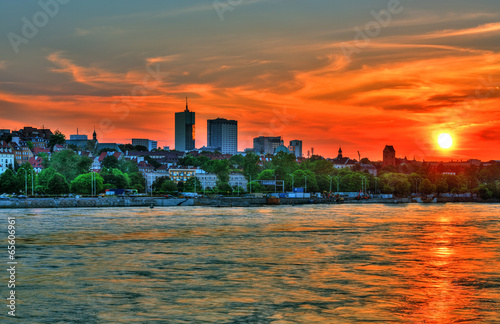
[{"xmin": 438, "ymin": 133, "xmax": 453, "ymax": 149}]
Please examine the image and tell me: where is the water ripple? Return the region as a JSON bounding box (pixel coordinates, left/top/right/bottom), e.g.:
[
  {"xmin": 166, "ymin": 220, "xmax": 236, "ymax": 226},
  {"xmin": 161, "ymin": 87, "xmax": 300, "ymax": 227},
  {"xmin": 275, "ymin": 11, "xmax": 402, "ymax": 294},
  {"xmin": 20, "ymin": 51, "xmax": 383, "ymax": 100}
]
[{"xmin": 1, "ymin": 204, "xmax": 500, "ymax": 323}]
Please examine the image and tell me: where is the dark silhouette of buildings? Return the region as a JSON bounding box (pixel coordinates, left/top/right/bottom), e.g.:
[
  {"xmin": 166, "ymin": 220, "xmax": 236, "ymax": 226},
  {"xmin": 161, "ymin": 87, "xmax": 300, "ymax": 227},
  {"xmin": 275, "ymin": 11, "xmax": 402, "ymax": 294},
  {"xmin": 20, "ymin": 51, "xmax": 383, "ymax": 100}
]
[
  {"xmin": 253, "ymin": 136, "xmax": 282, "ymax": 155},
  {"xmin": 207, "ymin": 118, "xmax": 238, "ymax": 155},
  {"xmin": 175, "ymin": 98, "xmax": 195, "ymax": 151},
  {"xmin": 383, "ymin": 145, "xmax": 396, "ymax": 167}
]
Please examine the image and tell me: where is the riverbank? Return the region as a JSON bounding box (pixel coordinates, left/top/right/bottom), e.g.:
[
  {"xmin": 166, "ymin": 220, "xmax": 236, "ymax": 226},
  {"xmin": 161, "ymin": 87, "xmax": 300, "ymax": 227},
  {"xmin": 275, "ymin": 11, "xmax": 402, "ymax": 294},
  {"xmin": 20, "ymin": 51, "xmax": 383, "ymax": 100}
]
[{"xmin": 0, "ymin": 196, "xmax": 498, "ymax": 209}]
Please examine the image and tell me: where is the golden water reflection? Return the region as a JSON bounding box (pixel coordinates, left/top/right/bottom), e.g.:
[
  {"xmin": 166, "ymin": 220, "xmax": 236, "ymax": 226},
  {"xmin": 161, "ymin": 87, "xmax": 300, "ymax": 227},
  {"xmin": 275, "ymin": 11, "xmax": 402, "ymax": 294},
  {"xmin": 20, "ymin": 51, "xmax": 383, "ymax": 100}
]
[{"xmin": 9, "ymin": 204, "xmax": 500, "ymax": 323}]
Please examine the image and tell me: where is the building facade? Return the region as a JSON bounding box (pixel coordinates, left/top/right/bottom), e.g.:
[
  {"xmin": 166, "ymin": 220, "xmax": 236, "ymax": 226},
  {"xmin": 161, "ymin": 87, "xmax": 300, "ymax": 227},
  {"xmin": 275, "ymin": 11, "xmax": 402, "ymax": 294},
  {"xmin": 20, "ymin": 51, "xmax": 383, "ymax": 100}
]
[
  {"xmin": 0, "ymin": 142, "xmax": 15, "ymax": 175},
  {"xmin": 253, "ymin": 136, "xmax": 282, "ymax": 155},
  {"xmin": 169, "ymin": 167, "xmax": 197, "ymax": 183},
  {"xmin": 289, "ymin": 140, "xmax": 302, "ymax": 158},
  {"xmin": 132, "ymin": 138, "xmax": 158, "ymax": 151},
  {"xmin": 196, "ymin": 170, "xmax": 248, "ymax": 190},
  {"xmin": 70, "ymin": 134, "xmax": 88, "ymax": 141},
  {"xmin": 207, "ymin": 118, "xmax": 238, "ymax": 155},
  {"xmin": 383, "ymin": 145, "xmax": 396, "ymax": 167},
  {"xmin": 14, "ymin": 145, "xmax": 34, "ymax": 165},
  {"xmin": 175, "ymin": 99, "xmax": 195, "ymax": 151}
]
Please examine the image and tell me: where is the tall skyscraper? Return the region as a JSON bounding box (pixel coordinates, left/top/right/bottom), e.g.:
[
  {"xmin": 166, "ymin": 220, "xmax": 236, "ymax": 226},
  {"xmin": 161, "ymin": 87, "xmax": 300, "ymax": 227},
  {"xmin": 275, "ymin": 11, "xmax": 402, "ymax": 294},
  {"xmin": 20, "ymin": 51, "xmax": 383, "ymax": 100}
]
[
  {"xmin": 175, "ymin": 98, "xmax": 195, "ymax": 151},
  {"xmin": 207, "ymin": 118, "xmax": 238, "ymax": 155},
  {"xmin": 289, "ymin": 140, "xmax": 302, "ymax": 158}
]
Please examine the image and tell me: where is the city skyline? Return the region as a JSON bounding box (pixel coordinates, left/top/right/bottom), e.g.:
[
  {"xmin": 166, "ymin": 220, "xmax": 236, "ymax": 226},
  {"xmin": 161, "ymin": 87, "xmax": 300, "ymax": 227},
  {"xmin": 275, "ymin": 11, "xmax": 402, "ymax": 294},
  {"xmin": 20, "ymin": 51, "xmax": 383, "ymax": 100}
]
[{"xmin": 1, "ymin": 1, "xmax": 500, "ymax": 160}]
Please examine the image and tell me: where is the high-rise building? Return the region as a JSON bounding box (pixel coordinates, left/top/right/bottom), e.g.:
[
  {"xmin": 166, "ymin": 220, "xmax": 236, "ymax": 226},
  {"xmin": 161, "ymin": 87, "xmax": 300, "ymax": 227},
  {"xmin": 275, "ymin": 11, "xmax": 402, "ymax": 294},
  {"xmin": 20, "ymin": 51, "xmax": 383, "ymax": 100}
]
[
  {"xmin": 253, "ymin": 136, "xmax": 282, "ymax": 155},
  {"xmin": 289, "ymin": 140, "xmax": 302, "ymax": 158},
  {"xmin": 132, "ymin": 139, "xmax": 158, "ymax": 151},
  {"xmin": 383, "ymin": 145, "xmax": 396, "ymax": 167},
  {"xmin": 175, "ymin": 98, "xmax": 195, "ymax": 151},
  {"xmin": 207, "ymin": 118, "xmax": 238, "ymax": 155}
]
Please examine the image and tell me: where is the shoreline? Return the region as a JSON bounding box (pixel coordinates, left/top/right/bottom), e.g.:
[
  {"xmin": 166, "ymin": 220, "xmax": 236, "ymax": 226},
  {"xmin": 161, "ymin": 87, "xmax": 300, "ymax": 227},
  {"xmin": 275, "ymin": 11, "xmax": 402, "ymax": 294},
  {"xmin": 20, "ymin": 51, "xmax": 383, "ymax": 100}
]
[{"xmin": 0, "ymin": 196, "xmax": 498, "ymax": 209}]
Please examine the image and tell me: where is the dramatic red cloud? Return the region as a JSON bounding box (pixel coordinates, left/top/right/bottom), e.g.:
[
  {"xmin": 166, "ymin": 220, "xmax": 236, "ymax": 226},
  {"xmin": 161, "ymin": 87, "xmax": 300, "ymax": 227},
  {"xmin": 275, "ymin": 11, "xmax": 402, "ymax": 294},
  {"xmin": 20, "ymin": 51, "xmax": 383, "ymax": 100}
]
[{"xmin": 2, "ymin": 18, "xmax": 500, "ymax": 161}]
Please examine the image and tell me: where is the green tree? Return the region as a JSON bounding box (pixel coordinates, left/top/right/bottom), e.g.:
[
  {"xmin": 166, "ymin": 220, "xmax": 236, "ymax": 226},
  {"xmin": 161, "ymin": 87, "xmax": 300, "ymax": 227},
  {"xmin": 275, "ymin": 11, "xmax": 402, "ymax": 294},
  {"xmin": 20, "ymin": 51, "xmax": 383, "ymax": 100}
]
[
  {"xmin": 419, "ymin": 179, "xmax": 436, "ymax": 195},
  {"xmin": 101, "ymin": 155, "xmax": 119, "ymax": 169},
  {"xmin": 332, "ymin": 169, "xmax": 366, "ymax": 192},
  {"xmin": 0, "ymin": 169, "xmax": 19, "ymax": 194},
  {"xmin": 161, "ymin": 180, "xmax": 178, "ymax": 193},
  {"xmin": 48, "ymin": 130, "xmax": 66, "ymax": 151},
  {"xmin": 291, "ymin": 169, "xmax": 318, "ymax": 192},
  {"xmin": 310, "ymin": 159, "xmax": 334, "ymax": 176},
  {"xmin": 229, "ymin": 154, "xmax": 245, "ymax": 168},
  {"xmin": 272, "ymin": 152, "xmax": 298, "ymax": 188},
  {"xmin": 152, "ymin": 176, "xmax": 171, "ymax": 191},
  {"xmin": 48, "ymin": 150, "xmax": 92, "ymax": 182},
  {"xmin": 444, "ymin": 175, "xmax": 460, "ymax": 193},
  {"xmin": 242, "ymin": 153, "xmax": 261, "ymax": 181},
  {"xmin": 360, "ymin": 158, "xmax": 371, "ymax": 164},
  {"xmin": 257, "ymin": 169, "xmax": 275, "ymax": 180},
  {"xmin": 36, "ymin": 167, "xmax": 57, "ymax": 194},
  {"xmin": 408, "ymin": 173, "xmax": 423, "ymax": 193},
  {"xmin": 38, "ymin": 152, "xmax": 50, "ymax": 169},
  {"xmin": 16, "ymin": 163, "xmax": 35, "ymax": 195},
  {"xmin": 380, "ymin": 173, "xmax": 411, "ymax": 196},
  {"xmin": 118, "ymin": 160, "xmax": 140, "ymax": 174},
  {"xmin": 184, "ymin": 177, "xmax": 202, "ymax": 192},
  {"xmin": 478, "ymin": 184, "xmax": 493, "ymax": 200},
  {"xmin": 47, "ymin": 173, "xmax": 70, "ymax": 194},
  {"xmin": 435, "ymin": 178, "xmax": 449, "ymax": 195},
  {"xmin": 144, "ymin": 156, "xmax": 161, "ymax": 169},
  {"xmin": 101, "ymin": 168, "xmax": 130, "ymax": 188},
  {"xmin": 197, "ymin": 155, "xmax": 211, "ymax": 168},
  {"xmin": 204, "ymin": 159, "xmax": 230, "ymax": 183},
  {"xmin": 71, "ymin": 173, "xmax": 104, "ymax": 195},
  {"xmin": 216, "ymin": 181, "xmax": 232, "ymax": 195},
  {"xmin": 247, "ymin": 181, "xmax": 262, "ymax": 193},
  {"xmin": 128, "ymin": 172, "xmax": 146, "ymax": 192},
  {"xmin": 179, "ymin": 154, "xmax": 198, "ymax": 167}
]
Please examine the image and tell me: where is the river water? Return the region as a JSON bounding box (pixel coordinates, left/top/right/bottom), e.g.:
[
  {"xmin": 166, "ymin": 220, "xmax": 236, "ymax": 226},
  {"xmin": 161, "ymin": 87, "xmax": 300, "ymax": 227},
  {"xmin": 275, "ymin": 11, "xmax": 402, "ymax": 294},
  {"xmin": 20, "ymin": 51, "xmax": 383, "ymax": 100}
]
[{"xmin": 2, "ymin": 204, "xmax": 500, "ymax": 323}]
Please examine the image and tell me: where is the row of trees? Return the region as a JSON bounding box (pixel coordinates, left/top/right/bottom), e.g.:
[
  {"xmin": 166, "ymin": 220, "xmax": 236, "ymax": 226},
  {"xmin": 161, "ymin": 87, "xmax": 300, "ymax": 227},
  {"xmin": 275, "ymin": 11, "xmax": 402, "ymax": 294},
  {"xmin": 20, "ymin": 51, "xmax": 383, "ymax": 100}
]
[
  {"xmin": 1, "ymin": 148, "xmax": 499, "ymax": 199},
  {"xmin": 0, "ymin": 150, "xmax": 146, "ymax": 195},
  {"xmin": 175, "ymin": 152, "xmax": 500, "ymax": 199}
]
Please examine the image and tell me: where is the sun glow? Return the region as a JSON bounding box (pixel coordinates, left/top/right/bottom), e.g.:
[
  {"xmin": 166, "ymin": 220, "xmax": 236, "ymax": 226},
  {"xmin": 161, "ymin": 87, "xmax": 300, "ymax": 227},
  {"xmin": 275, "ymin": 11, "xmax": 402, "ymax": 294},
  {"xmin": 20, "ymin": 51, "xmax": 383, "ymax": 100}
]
[{"xmin": 438, "ymin": 133, "xmax": 453, "ymax": 149}]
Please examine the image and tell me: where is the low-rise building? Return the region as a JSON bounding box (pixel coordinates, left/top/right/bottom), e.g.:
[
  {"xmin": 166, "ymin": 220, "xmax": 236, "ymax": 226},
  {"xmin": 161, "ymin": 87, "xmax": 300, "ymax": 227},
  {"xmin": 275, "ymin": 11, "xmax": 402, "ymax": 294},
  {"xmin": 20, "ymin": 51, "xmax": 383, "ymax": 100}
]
[
  {"xmin": 0, "ymin": 141, "xmax": 15, "ymax": 175},
  {"xmin": 13, "ymin": 145, "xmax": 34, "ymax": 165},
  {"xmin": 33, "ymin": 147, "xmax": 51, "ymax": 157},
  {"xmin": 196, "ymin": 170, "xmax": 248, "ymax": 190},
  {"xmin": 229, "ymin": 173, "xmax": 248, "ymax": 189},
  {"xmin": 360, "ymin": 164, "xmax": 377, "ymax": 176},
  {"xmin": 196, "ymin": 170, "xmax": 218, "ymax": 189},
  {"xmin": 132, "ymin": 138, "xmax": 158, "ymax": 151},
  {"xmin": 28, "ymin": 157, "xmax": 44, "ymax": 174},
  {"xmin": 169, "ymin": 167, "xmax": 197, "ymax": 183},
  {"xmin": 329, "ymin": 147, "xmax": 356, "ymax": 169}
]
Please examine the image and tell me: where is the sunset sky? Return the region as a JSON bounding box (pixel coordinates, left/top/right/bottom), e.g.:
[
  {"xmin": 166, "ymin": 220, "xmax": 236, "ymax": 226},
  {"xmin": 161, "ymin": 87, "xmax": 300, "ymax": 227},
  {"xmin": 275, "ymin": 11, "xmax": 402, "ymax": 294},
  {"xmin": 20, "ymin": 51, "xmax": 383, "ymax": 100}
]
[{"xmin": 1, "ymin": 0, "xmax": 500, "ymax": 161}]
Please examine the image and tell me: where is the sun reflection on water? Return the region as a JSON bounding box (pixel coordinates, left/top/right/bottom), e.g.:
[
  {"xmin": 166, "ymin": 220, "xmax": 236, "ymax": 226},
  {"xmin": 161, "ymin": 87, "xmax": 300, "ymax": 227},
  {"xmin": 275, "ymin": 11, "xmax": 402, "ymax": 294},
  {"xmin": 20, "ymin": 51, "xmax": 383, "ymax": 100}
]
[{"xmin": 9, "ymin": 204, "xmax": 500, "ymax": 323}]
